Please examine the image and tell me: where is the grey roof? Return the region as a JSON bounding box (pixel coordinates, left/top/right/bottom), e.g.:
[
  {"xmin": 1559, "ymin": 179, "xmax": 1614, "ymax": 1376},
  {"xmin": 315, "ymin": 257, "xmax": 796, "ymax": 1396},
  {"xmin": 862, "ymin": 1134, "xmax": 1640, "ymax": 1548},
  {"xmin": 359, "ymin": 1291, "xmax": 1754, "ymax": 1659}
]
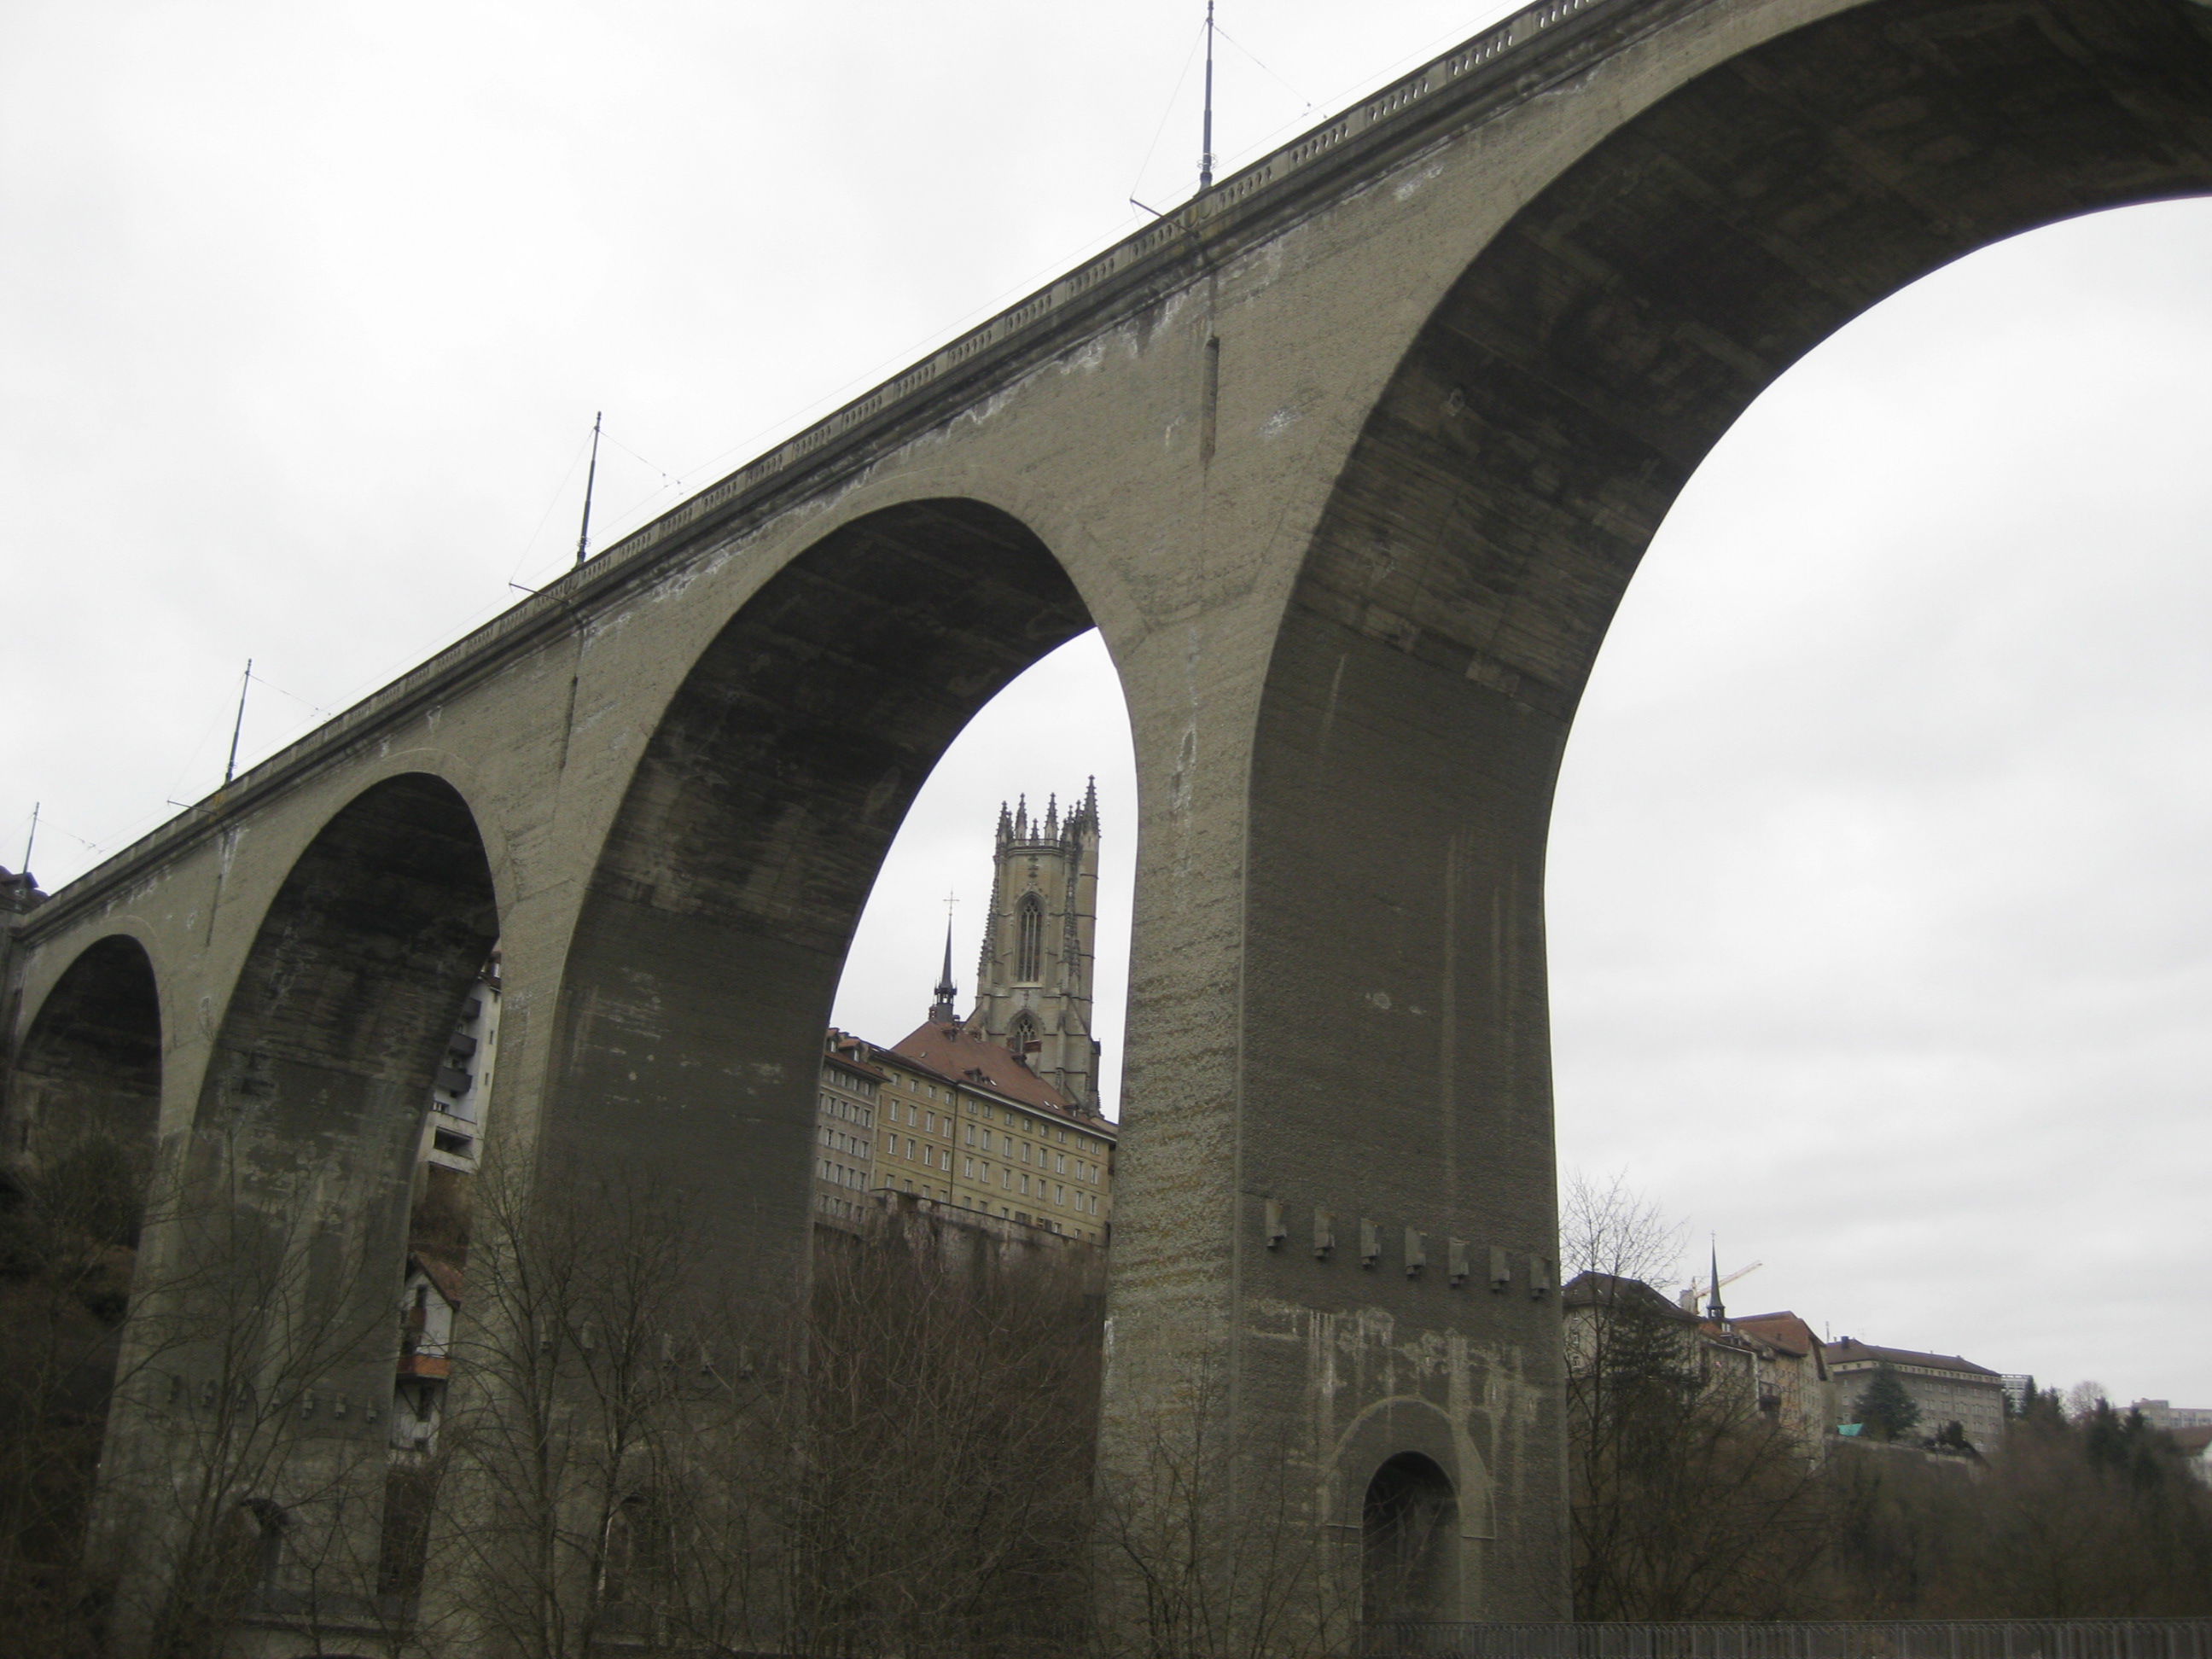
[
  {"xmin": 1562, "ymin": 1271, "xmax": 1700, "ymax": 1322},
  {"xmin": 1825, "ymin": 1337, "xmax": 2000, "ymax": 1378}
]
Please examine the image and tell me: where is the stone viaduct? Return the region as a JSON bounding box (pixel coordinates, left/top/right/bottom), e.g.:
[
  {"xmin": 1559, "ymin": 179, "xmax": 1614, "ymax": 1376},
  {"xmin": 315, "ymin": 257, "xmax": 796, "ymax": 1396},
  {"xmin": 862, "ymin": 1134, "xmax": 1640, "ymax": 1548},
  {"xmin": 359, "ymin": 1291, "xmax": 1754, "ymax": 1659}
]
[{"xmin": 5, "ymin": 0, "xmax": 2209, "ymax": 1639}]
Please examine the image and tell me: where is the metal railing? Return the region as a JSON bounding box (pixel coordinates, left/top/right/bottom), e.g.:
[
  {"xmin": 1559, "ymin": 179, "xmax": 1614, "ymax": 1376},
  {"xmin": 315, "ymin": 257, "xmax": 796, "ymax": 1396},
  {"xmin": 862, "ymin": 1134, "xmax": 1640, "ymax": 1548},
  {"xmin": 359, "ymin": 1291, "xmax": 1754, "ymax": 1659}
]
[{"xmin": 1361, "ymin": 1621, "xmax": 2212, "ymax": 1659}]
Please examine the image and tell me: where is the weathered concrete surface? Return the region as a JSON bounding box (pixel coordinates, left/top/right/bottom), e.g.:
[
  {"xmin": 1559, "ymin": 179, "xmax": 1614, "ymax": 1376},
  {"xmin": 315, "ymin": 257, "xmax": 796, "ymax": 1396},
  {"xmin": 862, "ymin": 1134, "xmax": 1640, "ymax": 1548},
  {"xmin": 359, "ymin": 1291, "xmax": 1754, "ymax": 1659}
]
[{"xmin": 6, "ymin": 0, "xmax": 2210, "ymax": 1632}]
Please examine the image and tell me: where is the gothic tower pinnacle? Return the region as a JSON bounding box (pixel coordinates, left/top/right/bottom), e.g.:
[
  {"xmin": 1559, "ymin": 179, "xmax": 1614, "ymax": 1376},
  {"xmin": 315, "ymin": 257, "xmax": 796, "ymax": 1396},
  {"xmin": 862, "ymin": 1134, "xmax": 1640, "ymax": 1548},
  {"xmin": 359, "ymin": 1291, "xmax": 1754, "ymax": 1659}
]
[{"xmin": 965, "ymin": 777, "xmax": 1103, "ymax": 1111}]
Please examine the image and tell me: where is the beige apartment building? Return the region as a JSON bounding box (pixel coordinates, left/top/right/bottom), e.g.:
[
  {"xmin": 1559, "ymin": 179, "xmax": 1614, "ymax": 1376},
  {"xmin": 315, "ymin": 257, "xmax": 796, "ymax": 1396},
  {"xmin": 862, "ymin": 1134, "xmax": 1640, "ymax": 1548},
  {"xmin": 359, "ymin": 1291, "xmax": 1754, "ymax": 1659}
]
[
  {"xmin": 815, "ymin": 1031, "xmax": 882, "ymax": 1226},
  {"xmin": 1827, "ymin": 1337, "xmax": 2008, "ymax": 1452},
  {"xmin": 868, "ymin": 1020, "xmax": 1114, "ymax": 1242},
  {"xmin": 819, "ymin": 783, "xmax": 1116, "ymax": 1242}
]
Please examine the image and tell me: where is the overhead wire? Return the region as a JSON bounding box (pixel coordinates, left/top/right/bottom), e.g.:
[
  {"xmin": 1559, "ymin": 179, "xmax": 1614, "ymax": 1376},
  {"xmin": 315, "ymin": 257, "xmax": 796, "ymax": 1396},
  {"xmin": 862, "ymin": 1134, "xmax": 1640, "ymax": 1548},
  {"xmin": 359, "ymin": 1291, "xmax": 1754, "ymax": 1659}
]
[
  {"xmin": 1129, "ymin": 17, "xmax": 1210, "ymax": 201},
  {"xmin": 1212, "ymin": 24, "xmax": 1313, "ymax": 112},
  {"xmin": 246, "ymin": 667, "xmax": 336, "ymax": 722},
  {"xmin": 506, "ymin": 428, "xmax": 595, "ymax": 589},
  {"xmin": 116, "ymin": 1, "xmax": 1541, "ymax": 870},
  {"xmin": 647, "ymin": 5, "xmax": 1530, "ymax": 521}
]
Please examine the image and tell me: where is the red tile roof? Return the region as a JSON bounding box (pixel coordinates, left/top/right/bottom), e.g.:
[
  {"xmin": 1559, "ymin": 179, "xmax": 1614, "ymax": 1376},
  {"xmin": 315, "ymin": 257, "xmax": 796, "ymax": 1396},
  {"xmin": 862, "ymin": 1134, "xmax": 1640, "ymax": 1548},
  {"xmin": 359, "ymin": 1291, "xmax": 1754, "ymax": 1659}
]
[
  {"xmin": 886, "ymin": 1021, "xmax": 1107, "ymax": 1128},
  {"xmin": 1732, "ymin": 1312, "xmax": 1821, "ymax": 1359},
  {"xmin": 410, "ymin": 1251, "xmax": 464, "ymax": 1308}
]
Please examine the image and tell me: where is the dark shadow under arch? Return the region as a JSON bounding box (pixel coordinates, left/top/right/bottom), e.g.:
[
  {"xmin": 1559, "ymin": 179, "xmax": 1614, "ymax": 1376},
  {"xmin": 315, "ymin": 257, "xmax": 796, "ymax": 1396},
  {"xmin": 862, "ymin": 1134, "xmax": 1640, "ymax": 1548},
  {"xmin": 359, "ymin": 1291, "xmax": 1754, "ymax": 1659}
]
[
  {"xmin": 79, "ymin": 773, "xmax": 502, "ymax": 1635},
  {"xmin": 549, "ymin": 498, "xmax": 1093, "ymax": 1284},
  {"xmin": 0, "ymin": 934, "xmax": 164, "ymax": 1634},
  {"xmin": 9, "ymin": 932, "xmax": 163, "ymax": 1170},
  {"xmin": 174, "ymin": 771, "xmax": 498, "ymax": 1368},
  {"xmin": 193, "ymin": 772, "xmax": 498, "ymax": 1200},
  {"xmin": 1364, "ymin": 1452, "xmax": 1461, "ymax": 1625},
  {"xmin": 127, "ymin": 772, "xmax": 499, "ymax": 1615}
]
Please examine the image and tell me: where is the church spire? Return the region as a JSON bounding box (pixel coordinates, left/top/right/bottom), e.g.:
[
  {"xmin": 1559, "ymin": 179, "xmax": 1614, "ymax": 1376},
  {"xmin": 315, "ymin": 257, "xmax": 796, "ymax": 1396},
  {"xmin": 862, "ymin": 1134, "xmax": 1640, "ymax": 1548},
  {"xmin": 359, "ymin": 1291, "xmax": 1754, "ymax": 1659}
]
[
  {"xmin": 930, "ymin": 918, "xmax": 959, "ymax": 1025},
  {"xmin": 1705, "ymin": 1236, "xmax": 1727, "ymax": 1324}
]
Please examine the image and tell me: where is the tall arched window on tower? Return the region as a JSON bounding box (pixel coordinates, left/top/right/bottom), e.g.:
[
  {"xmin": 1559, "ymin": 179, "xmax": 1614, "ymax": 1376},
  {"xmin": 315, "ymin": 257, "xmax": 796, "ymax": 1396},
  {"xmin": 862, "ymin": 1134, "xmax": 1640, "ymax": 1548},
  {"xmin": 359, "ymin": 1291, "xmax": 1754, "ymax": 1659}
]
[{"xmin": 1016, "ymin": 892, "xmax": 1044, "ymax": 982}]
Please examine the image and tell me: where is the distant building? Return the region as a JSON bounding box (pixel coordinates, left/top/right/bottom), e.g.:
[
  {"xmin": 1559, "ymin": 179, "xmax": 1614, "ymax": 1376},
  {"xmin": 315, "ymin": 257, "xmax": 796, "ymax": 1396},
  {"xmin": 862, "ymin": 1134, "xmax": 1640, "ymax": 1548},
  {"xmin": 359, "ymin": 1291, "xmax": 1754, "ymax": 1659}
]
[
  {"xmin": 1562, "ymin": 1274, "xmax": 1836, "ymax": 1458},
  {"xmin": 1728, "ymin": 1310, "xmax": 1833, "ymax": 1448},
  {"xmin": 419, "ymin": 952, "xmax": 500, "ymax": 1179},
  {"xmin": 876, "ymin": 1016, "xmax": 1114, "ymax": 1241},
  {"xmin": 1561, "ymin": 1271, "xmax": 1702, "ymax": 1373},
  {"xmin": 391, "ymin": 1252, "xmax": 463, "ymax": 1458},
  {"xmin": 815, "ymin": 1031, "xmax": 882, "ymax": 1227},
  {"xmin": 1827, "ymin": 1337, "xmax": 2006, "ymax": 1452},
  {"xmin": 2131, "ymin": 1399, "xmax": 2212, "ymax": 1433},
  {"xmin": 819, "ymin": 786, "xmax": 1118, "ymax": 1244}
]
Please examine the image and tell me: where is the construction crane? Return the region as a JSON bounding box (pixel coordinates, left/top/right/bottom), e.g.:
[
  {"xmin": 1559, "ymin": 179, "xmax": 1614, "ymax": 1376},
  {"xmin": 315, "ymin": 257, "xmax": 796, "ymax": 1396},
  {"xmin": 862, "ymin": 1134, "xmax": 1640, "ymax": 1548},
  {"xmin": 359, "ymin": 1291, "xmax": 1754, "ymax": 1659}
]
[{"xmin": 1678, "ymin": 1260, "xmax": 1763, "ymax": 1313}]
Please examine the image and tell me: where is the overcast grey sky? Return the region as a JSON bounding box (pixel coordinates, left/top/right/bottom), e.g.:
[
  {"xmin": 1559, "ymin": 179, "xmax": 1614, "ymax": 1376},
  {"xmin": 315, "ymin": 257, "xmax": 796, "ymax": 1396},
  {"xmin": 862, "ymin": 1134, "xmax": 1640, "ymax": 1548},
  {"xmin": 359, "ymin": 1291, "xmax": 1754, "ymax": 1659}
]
[{"xmin": 5, "ymin": 3, "xmax": 2205, "ymax": 1409}]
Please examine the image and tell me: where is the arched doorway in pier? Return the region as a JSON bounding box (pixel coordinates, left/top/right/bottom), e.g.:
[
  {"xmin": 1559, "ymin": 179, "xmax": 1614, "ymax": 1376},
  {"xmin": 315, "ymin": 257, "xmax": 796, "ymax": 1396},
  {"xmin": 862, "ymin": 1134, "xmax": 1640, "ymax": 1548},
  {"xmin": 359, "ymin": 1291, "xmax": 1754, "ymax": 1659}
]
[{"xmin": 1363, "ymin": 1452, "xmax": 1461, "ymax": 1626}]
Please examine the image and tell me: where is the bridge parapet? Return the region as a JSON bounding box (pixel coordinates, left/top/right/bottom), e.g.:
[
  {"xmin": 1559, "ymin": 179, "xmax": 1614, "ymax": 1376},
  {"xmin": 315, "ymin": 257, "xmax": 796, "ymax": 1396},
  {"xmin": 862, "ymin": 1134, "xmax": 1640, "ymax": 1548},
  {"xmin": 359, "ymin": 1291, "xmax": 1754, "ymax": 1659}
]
[{"xmin": 13, "ymin": 0, "xmax": 1675, "ymax": 943}]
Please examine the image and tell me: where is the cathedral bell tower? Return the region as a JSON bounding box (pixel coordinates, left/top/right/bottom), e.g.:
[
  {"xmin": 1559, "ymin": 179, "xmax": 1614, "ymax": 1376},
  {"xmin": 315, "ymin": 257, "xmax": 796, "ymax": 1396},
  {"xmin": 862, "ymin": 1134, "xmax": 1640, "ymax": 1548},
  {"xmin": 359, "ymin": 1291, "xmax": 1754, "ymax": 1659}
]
[{"xmin": 964, "ymin": 780, "xmax": 1101, "ymax": 1111}]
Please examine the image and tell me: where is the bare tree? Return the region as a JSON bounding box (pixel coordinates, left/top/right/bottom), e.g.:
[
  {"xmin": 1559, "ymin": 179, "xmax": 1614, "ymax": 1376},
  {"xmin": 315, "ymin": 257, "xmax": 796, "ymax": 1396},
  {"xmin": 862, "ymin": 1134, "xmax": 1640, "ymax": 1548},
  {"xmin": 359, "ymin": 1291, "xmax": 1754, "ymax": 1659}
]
[
  {"xmin": 434, "ymin": 1170, "xmax": 1108, "ymax": 1659},
  {"xmin": 770, "ymin": 1211, "xmax": 1099, "ymax": 1659},
  {"xmin": 0, "ymin": 1129, "xmax": 149, "ymax": 1655},
  {"xmin": 110, "ymin": 1161, "xmax": 404, "ymax": 1657},
  {"xmin": 1560, "ymin": 1172, "xmax": 1686, "ymax": 1290},
  {"xmin": 434, "ymin": 1157, "xmax": 712, "ymax": 1659},
  {"xmin": 1093, "ymin": 1348, "xmax": 1343, "ymax": 1659},
  {"xmin": 1560, "ymin": 1173, "xmax": 1828, "ymax": 1620}
]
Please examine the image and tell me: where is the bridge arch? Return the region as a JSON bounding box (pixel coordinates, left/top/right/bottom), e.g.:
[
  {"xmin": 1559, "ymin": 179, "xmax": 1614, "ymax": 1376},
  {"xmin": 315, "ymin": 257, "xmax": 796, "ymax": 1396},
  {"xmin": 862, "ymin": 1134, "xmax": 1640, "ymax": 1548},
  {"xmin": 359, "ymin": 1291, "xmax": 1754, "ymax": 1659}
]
[
  {"xmin": 540, "ymin": 497, "xmax": 1098, "ymax": 1288},
  {"xmin": 184, "ymin": 769, "xmax": 500, "ymax": 1201},
  {"xmin": 8, "ymin": 930, "xmax": 165, "ymax": 1175},
  {"xmin": 1237, "ymin": 0, "xmax": 2212, "ymax": 1614},
  {"xmin": 73, "ymin": 772, "xmax": 497, "ymax": 1636}
]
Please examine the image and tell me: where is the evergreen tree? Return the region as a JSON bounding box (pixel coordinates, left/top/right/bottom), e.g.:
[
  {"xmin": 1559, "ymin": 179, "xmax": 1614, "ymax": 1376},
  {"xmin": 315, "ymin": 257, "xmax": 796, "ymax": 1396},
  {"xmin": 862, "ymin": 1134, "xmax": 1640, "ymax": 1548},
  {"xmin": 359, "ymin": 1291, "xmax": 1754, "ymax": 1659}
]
[{"xmin": 1854, "ymin": 1366, "xmax": 1923, "ymax": 1442}]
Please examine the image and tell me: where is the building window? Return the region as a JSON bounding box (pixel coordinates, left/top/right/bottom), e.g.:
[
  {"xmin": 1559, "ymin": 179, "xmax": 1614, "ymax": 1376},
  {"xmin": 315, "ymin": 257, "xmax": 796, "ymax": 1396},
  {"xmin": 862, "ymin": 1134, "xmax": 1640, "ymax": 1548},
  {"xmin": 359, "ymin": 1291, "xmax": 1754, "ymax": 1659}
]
[{"xmin": 1016, "ymin": 893, "xmax": 1044, "ymax": 981}]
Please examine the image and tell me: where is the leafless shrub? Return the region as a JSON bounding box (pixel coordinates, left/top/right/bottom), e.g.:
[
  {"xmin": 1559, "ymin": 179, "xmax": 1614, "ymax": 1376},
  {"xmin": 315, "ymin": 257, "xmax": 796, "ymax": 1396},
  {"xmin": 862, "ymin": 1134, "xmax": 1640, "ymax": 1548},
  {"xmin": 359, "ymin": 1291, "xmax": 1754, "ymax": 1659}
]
[{"xmin": 1093, "ymin": 1348, "xmax": 1342, "ymax": 1659}]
